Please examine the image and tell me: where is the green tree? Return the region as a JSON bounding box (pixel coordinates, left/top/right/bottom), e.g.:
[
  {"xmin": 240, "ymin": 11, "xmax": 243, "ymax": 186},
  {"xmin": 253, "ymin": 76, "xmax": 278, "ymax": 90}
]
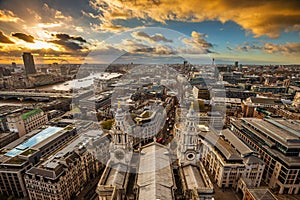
[{"xmin": 101, "ymin": 119, "xmax": 115, "ymax": 130}]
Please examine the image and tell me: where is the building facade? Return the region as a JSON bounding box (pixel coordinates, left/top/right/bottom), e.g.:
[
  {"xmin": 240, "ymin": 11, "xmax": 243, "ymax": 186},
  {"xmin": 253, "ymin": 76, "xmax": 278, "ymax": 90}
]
[
  {"xmin": 200, "ymin": 129, "xmax": 264, "ymax": 190},
  {"xmin": 24, "ymin": 131, "xmax": 108, "ymax": 200},
  {"xmin": 22, "ymin": 52, "xmax": 36, "ymax": 75},
  {"xmin": 0, "ymin": 126, "xmax": 76, "ymax": 197},
  {"xmin": 230, "ymin": 118, "xmax": 300, "ymax": 194},
  {"xmin": 7, "ymin": 109, "xmax": 48, "ymax": 137}
]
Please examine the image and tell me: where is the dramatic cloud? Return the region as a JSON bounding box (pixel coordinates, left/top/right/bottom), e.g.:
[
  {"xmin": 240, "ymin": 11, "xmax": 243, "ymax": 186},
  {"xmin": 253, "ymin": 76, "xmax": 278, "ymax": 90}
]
[
  {"xmin": 182, "ymin": 31, "xmax": 213, "ymax": 54},
  {"xmin": 262, "ymin": 42, "xmax": 300, "ymax": 55},
  {"xmin": 12, "ymin": 33, "xmax": 35, "ymax": 43},
  {"xmin": 0, "ymin": 31, "xmax": 14, "ymax": 44},
  {"xmin": 112, "ymin": 39, "xmax": 175, "ymax": 55},
  {"xmin": 237, "ymin": 41, "xmax": 300, "ymax": 55},
  {"xmin": 42, "ymin": 3, "xmax": 72, "ymax": 22},
  {"xmin": 89, "ymin": 0, "xmax": 300, "ymax": 38},
  {"xmin": 183, "ymin": 31, "xmax": 212, "ymax": 48},
  {"xmin": 237, "ymin": 42, "xmax": 261, "ymax": 52},
  {"xmin": 0, "ymin": 9, "xmax": 22, "ymax": 22},
  {"xmin": 37, "ymin": 23, "xmax": 62, "ymax": 29},
  {"xmin": 50, "ymin": 33, "xmax": 88, "ymax": 52},
  {"xmin": 54, "ymin": 33, "xmax": 87, "ymax": 43},
  {"xmin": 91, "ymin": 22, "xmax": 130, "ymax": 32},
  {"xmin": 131, "ymin": 31, "xmax": 173, "ymax": 43},
  {"xmin": 82, "ymin": 10, "xmax": 130, "ymax": 32}
]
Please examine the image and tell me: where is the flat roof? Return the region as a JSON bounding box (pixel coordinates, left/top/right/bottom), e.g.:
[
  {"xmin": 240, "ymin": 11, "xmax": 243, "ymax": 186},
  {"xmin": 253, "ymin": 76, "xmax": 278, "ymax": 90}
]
[
  {"xmin": 182, "ymin": 165, "xmax": 205, "ymax": 189},
  {"xmin": 233, "ymin": 119, "xmax": 300, "ymax": 166},
  {"xmin": 21, "ymin": 109, "xmax": 43, "ymax": 120},
  {"xmin": 211, "ymin": 97, "xmax": 241, "ymax": 104},
  {"xmin": 105, "ymin": 164, "xmax": 127, "ymax": 189},
  {"xmin": 242, "ymin": 118, "xmax": 300, "ymax": 145},
  {"xmin": 247, "ymin": 97, "xmax": 282, "ymax": 105},
  {"xmin": 202, "ymin": 131, "xmax": 242, "ymax": 162},
  {"xmin": 5, "ymin": 126, "xmax": 63, "ymax": 157},
  {"xmin": 221, "ymin": 129, "xmax": 254, "ymax": 157},
  {"xmin": 247, "ymin": 188, "xmax": 277, "ymax": 200}
]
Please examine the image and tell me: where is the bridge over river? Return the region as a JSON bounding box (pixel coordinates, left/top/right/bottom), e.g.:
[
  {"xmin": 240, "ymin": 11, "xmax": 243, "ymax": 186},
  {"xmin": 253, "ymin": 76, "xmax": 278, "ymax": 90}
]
[{"xmin": 0, "ymin": 90, "xmax": 73, "ymax": 101}]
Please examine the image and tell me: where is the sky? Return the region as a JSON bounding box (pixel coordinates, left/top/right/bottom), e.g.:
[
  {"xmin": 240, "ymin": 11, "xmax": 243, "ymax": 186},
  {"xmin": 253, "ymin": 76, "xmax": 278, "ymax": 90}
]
[{"xmin": 0, "ymin": 0, "xmax": 300, "ymax": 65}]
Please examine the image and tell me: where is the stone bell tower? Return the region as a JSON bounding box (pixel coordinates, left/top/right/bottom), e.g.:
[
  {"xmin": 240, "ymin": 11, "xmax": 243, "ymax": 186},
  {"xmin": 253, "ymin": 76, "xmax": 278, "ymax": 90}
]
[
  {"xmin": 177, "ymin": 102, "xmax": 201, "ymax": 166},
  {"xmin": 109, "ymin": 102, "xmax": 133, "ymax": 165}
]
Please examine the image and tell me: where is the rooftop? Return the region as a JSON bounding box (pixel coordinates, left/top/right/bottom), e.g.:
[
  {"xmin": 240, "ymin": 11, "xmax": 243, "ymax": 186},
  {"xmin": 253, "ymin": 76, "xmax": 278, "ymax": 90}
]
[
  {"xmin": 242, "ymin": 118, "xmax": 300, "ymax": 145},
  {"xmin": 4, "ymin": 156, "xmax": 27, "ymax": 165},
  {"xmin": 105, "ymin": 164, "xmax": 127, "ymax": 189},
  {"xmin": 246, "ymin": 97, "xmax": 283, "ymax": 105},
  {"xmin": 20, "ymin": 149, "xmax": 37, "ymax": 156},
  {"xmin": 221, "ymin": 129, "xmax": 254, "ymax": 157},
  {"xmin": 201, "ymin": 131, "xmax": 242, "ymax": 162},
  {"xmin": 5, "ymin": 126, "xmax": 63, "ymax": 157},
  {"xmin": 182, "ymin": 165, "xmax": 207, "ymax": 190},
  {"xmin": 137, "ymin": 142, "xmax": 174, "ymax": 200},
  {"xmin": 247, "ymin": 188, "xmax": 278, "ymax": 200},
  {"xmin": 21, "ymin": 108, "xmax": 43, "ymax": 120}
]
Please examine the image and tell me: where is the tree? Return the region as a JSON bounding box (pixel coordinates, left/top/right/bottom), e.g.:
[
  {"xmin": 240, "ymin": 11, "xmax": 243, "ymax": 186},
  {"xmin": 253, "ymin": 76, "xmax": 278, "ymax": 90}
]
[{"xmin": 101, "ymin": 119, "xmax": 115, "ymax": 130}]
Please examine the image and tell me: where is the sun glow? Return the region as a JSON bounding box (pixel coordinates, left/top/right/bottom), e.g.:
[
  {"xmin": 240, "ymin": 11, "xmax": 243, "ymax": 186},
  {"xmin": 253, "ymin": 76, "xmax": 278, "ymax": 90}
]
[{"xmin": 24, "ymin": 40, "xmax": 60, "ymax": 51}]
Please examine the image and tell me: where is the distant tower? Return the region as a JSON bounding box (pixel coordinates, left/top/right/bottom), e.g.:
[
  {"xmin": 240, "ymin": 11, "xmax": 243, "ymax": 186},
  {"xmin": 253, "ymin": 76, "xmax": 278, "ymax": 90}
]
[
  {"xmin": 183, "ymin": 60, "xmax": 188, "ymax": 67},
  {"xmin": 212, "ymin": 58, "xmax": 215, "ymax": 66},
  {"xmin": 22, "ymin": 52, "xmax": 36, "ymax": 75},
  {"xmin": 234, "ymin": 61, "xmax": 239, "ymax": 68},
  {"xmin": 11, "ymin": 62, "xmax": 16, "ymax": 70},
  {"xmin": 177, "ymin": 102, "xmax": 201, "ymax": 166}
]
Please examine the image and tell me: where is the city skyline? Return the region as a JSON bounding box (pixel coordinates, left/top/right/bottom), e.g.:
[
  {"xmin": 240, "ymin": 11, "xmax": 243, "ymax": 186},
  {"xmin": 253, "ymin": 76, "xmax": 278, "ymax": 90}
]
[{"xmin": 0, "ymin": 0, "xmax": 299, "ymax": 64}]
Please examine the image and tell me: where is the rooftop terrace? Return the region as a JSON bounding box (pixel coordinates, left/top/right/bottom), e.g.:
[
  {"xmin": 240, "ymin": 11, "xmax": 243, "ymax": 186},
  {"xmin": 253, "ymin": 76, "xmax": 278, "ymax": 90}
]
[
  {"xmin": 21, "ymin": 108, "xmax": 43, "ymax": 120},
  {"xmin": 5, "ymin": 126, "xmax": 63, "ymax": 157}
]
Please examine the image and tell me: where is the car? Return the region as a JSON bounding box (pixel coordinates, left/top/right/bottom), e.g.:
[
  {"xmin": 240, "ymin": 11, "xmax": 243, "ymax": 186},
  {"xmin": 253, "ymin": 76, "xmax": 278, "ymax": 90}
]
[{"xmin": 156, "ymin": 137, "xmax": 163, "ymax": 143}]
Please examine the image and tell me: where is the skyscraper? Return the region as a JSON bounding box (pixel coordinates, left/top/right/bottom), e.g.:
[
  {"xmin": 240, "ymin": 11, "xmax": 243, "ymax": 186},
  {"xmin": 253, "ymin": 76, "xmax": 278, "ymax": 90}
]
[
  {"xmin": 22, "ymin": 52, "xmax": 36, "ymax": 75},
  {"xmin": 234, "ymin": 61, "xmax": 239, "ymax": 68}
]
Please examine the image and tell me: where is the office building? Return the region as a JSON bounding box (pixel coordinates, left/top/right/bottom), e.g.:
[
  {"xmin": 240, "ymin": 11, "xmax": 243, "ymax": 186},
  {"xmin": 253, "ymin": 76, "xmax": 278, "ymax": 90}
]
[
  {"xmin": 231, "ymin": 118, "xmax": 300, "ymax": 194},
  {"xmin": 200, "ymin": 129, "xmax": 264, "ymax": 190},
  {"xmin": 22, "ymin": 52, "xmax": 36, "ymax": 75},
  {"xmin": 6, "ymin": 108, "xmax": 48, "ymax": 137},
  {"xmin": 0, "ymin": 126, "xmax": 76, "ymax": 197},
  {"xmin": 24, "ymin": 131, "xmax": 109, "ymax": 200},
  {"xmin": 242, "ymin": 97, "xmax": 284, "ymax": 117}
]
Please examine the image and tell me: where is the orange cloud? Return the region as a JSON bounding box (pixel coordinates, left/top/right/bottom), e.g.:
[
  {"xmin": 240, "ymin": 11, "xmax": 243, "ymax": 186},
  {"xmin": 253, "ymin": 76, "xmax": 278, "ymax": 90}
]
[
  {"xmin": 0, "ymin": 9, "xmax": 23, "ymax": 23},
  {"xmin": 89, "ymin": 0, "xmax": 300, "ymax": 38},
  {"xmin": 262, "ymin": 42, "xmax": 300, "ymax": 55}
]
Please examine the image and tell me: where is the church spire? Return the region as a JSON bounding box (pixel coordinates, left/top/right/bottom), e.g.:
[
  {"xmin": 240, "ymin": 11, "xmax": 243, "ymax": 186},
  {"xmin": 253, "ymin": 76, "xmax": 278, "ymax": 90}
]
[{"xmin": 115, "ymin": 101, "xmax": 125, "ymax": 131}]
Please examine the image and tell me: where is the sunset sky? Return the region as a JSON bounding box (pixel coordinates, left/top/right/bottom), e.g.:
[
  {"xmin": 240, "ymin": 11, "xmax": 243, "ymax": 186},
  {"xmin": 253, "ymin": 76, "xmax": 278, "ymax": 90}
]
[{"xmin": 0, "ymin": 0, "xmax": 300, "ymax": 64}]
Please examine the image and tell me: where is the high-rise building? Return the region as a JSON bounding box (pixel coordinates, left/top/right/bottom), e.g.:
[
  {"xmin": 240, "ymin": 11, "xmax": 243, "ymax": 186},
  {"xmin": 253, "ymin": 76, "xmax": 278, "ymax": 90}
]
[
  {"xmin": 22, "ymin": 52, "xmax": 36, "ymax": 75},
  {"xmin": 235, "ymin": 61, "xmax": 239, "ymax": 68},
  {"xmin": 11, "ymin": 62, "xmax": 16, "ymax": 72}
]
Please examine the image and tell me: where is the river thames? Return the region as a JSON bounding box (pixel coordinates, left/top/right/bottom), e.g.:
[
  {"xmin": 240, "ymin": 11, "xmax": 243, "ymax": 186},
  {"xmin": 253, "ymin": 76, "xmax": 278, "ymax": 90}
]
[{"xmin": 0, "ymin": 72, "xmax": 122, "ymax": 106}]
